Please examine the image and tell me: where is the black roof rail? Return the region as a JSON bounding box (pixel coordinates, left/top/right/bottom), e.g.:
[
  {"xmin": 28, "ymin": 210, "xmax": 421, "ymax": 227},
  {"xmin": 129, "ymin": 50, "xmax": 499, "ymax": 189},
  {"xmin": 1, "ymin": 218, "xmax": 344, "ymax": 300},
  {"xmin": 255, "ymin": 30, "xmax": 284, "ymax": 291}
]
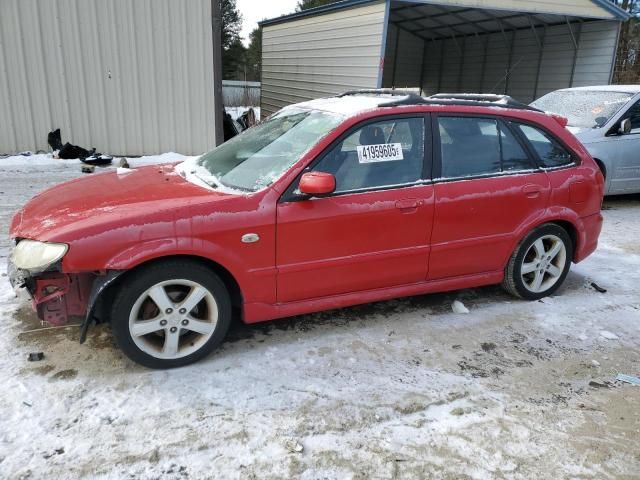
[
  {"xmin": 426, "ymin": 93, "xmax": 542, "ymax": 112},
  {"xmin": 338, "ymin": 89, "xmax": 422, "ymax": 99},
  {"xmin": 336, "ymin": 89, "xmax": 543, "ymax": 112}
]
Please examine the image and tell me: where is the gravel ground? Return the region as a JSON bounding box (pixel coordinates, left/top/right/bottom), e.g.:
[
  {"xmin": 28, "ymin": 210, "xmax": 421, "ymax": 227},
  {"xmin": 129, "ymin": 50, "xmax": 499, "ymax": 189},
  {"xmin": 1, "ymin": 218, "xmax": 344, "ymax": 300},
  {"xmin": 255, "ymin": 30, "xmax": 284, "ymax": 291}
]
[{"xmin": 0, "ymin": 158, "xmax": 639, "ymax": 480}]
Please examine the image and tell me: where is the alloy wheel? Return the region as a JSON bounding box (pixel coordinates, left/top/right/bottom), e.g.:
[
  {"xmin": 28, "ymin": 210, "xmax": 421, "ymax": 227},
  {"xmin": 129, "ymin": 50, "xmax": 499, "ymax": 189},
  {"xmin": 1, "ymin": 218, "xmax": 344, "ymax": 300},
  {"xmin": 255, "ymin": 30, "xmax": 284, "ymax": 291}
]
[
  {"xmin": 128, "ymin": 279, "xmax": 218, "ymax": 360},
  {"xmin": 520, "ymin": 234, "xmax": 567, "ymax": 293}
]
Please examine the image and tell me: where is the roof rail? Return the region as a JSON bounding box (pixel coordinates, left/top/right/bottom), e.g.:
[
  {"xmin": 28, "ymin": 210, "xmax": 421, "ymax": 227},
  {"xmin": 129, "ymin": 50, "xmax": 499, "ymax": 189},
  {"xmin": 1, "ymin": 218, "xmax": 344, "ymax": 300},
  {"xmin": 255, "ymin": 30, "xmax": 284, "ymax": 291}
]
[
  {"xmin": 336, "ymin": 89, "xmax": 543, "ymax": 112},
  {"xmin": 426, "ymin": 93, "xmax": 542, "ymax": 112},
  {"xmin": 338, "ymin": 89, "xmax": 422, "ymax": 99}
]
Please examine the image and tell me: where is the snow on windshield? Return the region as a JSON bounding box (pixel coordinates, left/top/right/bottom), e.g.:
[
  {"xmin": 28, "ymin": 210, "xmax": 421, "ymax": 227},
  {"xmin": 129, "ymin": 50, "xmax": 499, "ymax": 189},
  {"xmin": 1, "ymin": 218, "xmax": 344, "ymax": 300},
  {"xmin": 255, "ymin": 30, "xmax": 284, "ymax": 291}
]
[
  {"xmin": 531, "ymin": 90, "xmax": 633, "ymax": 129},
  {"xmin": 176, "ymin": 108, "xmax": 343, "ymax": 193}
]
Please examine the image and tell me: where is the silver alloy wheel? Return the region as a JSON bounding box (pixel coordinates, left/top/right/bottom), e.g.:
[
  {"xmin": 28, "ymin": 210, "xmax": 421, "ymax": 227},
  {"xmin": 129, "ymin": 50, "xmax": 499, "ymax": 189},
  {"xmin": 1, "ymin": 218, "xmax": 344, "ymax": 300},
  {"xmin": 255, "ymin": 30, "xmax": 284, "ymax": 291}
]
[
  {"xmin": 128, "ymin": 279, "xmax": 218, "ymax": 360},
  {"xmin": 520, "ymin": 234, "xmax": 567, "ymax": 294}
]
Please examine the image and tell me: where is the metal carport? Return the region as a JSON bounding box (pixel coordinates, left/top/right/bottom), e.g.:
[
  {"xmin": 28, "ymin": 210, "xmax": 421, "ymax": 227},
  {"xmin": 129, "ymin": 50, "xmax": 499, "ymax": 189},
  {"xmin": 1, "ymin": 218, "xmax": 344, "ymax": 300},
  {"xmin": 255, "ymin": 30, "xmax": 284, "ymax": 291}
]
[{"xmin": 260, "ymin": 0, "xmax": 629, "ymax": 117}]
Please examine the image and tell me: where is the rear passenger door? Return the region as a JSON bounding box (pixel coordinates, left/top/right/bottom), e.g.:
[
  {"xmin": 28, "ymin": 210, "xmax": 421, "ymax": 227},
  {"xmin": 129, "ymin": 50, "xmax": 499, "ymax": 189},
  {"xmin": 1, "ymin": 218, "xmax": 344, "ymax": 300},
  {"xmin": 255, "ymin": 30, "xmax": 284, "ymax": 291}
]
[{"xmin": 429, "ymin": 115, "xmax": 550, "ymax": 280}]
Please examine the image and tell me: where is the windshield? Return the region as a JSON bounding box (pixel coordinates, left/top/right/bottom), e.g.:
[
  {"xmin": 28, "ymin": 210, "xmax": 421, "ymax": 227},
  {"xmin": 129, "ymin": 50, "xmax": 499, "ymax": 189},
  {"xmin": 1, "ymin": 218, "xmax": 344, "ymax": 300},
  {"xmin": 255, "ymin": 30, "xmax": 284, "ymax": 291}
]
[
  {"xmin": 531, "ymin": 90, "xmax": 634, "ymax": 129},
  {"xmin": 193, "ymin": 107, "xmax": 343, "ymax": 192}
]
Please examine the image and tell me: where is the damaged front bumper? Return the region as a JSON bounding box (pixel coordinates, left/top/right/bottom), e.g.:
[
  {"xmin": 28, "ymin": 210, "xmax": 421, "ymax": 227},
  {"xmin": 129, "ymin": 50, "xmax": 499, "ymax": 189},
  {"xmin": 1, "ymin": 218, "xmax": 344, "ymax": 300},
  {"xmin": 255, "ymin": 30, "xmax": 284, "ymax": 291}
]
[
  {"xmin": 8, "ymin": 257, "xmax": 125, "ymax": 343},
  {"xmin": 7, "ymin": 257, "xmax": 93, "ymax": 327}
]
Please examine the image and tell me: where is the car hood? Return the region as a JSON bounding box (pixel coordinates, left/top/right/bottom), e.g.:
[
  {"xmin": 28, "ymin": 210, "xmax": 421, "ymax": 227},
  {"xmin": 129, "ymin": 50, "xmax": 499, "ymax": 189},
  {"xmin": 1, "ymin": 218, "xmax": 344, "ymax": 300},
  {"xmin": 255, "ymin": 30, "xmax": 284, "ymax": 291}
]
[{"xmin": 10, "ymin": 164, "xmax": 235, "ymax": 241}]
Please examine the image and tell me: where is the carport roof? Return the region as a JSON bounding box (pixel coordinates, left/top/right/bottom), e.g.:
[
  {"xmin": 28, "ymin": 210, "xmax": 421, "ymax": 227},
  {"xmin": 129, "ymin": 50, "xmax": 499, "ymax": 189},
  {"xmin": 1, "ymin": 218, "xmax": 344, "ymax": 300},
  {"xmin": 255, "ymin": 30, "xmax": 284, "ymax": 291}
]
[{"xmin": 260, "ymin": 0, "xmax": 630, "ymax": 28}]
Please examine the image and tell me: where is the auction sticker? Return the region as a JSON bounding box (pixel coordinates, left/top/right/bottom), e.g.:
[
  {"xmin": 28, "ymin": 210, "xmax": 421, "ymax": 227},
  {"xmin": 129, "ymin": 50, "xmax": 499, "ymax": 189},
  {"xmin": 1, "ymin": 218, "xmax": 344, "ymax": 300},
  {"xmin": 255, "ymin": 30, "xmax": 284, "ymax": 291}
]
[{"xmin": 357, "ymin": 143, "xmax": 404, "ymax": 163}]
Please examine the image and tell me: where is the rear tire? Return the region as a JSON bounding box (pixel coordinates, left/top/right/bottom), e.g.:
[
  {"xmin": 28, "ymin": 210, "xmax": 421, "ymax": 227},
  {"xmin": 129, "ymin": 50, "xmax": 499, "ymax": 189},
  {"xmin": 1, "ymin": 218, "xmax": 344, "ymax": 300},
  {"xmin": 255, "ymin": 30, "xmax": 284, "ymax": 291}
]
[
  {"xmin": 110, "ymin": 260, "xmax": 231, "ymax": 369},
  {"xmin": 502, "ymin": 224, "xmax": 573, "ymax": 300}
]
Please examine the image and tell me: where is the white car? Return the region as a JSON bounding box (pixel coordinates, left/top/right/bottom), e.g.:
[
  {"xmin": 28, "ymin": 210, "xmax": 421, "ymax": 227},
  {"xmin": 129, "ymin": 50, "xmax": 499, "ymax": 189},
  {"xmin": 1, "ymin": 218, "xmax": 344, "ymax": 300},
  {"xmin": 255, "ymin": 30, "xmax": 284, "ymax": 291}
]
[{"xmin": 532, "ymin": 85, "xmax": 640, "ymax": 195}]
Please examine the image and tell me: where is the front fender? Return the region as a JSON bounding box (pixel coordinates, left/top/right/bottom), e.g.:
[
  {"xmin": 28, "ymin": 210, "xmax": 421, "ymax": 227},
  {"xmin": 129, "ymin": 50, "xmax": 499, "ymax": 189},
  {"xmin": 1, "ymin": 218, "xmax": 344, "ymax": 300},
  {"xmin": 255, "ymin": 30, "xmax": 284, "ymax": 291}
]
[{"xmin": 103, "ymin": 237, "xmax": 247, "ymax": 285}]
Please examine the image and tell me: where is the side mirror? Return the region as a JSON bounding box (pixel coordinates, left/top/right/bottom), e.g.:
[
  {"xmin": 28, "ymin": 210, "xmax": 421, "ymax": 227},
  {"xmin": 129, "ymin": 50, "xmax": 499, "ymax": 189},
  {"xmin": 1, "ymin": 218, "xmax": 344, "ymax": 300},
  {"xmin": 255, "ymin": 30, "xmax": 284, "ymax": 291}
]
[
  {"xmin": 299, "ymin": 172, "xmax": 335, "ymax": 197},
  {"xmin": 619, "ymin": 118, "xmax": 632, "ymax": 135}
]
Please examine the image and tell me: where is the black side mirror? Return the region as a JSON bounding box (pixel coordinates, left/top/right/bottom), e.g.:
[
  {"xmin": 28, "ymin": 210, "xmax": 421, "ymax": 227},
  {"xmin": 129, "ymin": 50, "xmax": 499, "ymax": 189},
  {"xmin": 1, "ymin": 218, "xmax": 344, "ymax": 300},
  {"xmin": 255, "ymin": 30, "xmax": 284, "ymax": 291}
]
[{"xmin": 619, "ymin": 118, "xmax": 632, "ymax": 135}]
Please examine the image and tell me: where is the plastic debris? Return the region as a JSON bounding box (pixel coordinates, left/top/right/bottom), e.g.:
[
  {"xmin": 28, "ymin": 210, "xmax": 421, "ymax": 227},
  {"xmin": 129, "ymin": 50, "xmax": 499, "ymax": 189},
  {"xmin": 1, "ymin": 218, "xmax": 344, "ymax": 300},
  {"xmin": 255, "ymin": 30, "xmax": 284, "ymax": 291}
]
[
  {"xmin": 591, "ymin": 282, "xmax": 607, "ymax": 293},
  {"xmin": 616, "ymin": 374, "xmax": 640, "ymax": 386},
  {"xmin": 284, "ymin": 439, "xmax": 304, "ymax": 454},
  {"xmin": 116, "ymin": 167, "xmax": 133, "ymax": 175},
  {"xmin": 599, "ymin": 330, "xmax": 619, "ymax": 340},
  {"xmin": 81, "ymin": 165, "xmax": 95, "ymax": 174},
  {"xmin": 28, "ymin": 352, "xmax": 44, "ymax": 362},
  {"xmin": 591, "ymin": 360, "xmax": 600, "ymax": 367},
  {"xmin": 452, "ymin": 300, "xmax": 469, "ymax": 314}
]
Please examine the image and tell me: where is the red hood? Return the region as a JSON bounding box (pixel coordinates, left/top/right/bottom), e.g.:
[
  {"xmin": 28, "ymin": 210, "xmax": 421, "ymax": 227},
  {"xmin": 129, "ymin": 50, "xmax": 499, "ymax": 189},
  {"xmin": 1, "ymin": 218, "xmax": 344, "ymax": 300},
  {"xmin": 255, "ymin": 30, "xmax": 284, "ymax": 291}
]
[{"xmin": 10, "ymin": 165, "xmax": 235, "ymax": 241}]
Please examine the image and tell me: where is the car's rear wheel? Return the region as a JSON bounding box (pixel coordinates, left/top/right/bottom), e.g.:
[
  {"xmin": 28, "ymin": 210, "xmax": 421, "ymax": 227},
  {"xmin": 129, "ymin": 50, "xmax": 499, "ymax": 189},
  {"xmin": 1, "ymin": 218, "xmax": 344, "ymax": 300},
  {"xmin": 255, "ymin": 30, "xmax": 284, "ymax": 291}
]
[
  {"xmin": 502, "ymin": 224, "xmax": 573, "ymax": 300},
  {"xmin": 110, "ymin": 260, "xmax": 231, "ymax": 369}
]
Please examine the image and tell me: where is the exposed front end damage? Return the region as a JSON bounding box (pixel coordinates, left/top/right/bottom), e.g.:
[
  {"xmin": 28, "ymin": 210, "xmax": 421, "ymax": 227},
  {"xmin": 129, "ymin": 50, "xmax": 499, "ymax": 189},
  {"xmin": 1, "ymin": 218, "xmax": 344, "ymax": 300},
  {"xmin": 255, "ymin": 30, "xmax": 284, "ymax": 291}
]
[
  {"xmin": 8, "ymin": 260, "xmax": 93, "ymax": 326},
  {"xmin": 8, "ymin": 258, "xmax": 125, "ymax": 343}
]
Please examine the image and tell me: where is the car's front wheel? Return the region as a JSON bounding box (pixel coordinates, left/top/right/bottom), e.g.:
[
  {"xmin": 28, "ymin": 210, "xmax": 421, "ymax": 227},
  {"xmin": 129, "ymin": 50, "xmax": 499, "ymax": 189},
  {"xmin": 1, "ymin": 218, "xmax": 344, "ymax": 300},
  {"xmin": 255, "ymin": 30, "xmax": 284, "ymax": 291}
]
[
  {"xmin": 110, "ymin": 260, "xmax": 231, "ymax": 369},
  {"xmin": 502, "ymin": 224, "xmax": 573, "ymax": 300}
]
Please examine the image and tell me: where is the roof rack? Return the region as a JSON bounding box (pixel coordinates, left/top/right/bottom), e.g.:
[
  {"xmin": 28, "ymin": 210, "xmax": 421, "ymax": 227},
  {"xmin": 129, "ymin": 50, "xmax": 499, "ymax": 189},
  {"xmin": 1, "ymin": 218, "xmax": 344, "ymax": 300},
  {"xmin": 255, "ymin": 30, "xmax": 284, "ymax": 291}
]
[
  {"xmin": 427, "ymin": 93, "xmax": 542, "ymax": 112},
  {"xmin": 338, "ymin": 89, "xmax": 423, "ymax": 100},
  {"xmin": 336, "ymin": 89, "xmax": 542, "ymax": 112}
]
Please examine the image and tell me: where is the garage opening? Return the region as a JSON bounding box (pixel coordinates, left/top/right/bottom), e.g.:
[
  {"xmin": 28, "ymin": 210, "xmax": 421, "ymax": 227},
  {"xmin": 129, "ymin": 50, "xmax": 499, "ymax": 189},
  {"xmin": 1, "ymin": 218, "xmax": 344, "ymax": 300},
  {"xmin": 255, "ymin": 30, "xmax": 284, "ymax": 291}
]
[{"xmin": 382, "ymin": 1, "xmax": 624, "ymax": 103}]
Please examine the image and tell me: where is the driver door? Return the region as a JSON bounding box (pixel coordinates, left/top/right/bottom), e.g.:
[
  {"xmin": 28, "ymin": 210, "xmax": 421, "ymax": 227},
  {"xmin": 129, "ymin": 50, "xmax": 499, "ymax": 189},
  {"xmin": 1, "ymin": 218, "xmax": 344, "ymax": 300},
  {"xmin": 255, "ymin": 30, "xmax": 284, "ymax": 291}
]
[
  {"xmin": 608, "ymin": 99, "xmax": 640, "ymax": 193},
  {"xmin": 275, "ymin": 115, "xmax": 434, "ymax": 303}
]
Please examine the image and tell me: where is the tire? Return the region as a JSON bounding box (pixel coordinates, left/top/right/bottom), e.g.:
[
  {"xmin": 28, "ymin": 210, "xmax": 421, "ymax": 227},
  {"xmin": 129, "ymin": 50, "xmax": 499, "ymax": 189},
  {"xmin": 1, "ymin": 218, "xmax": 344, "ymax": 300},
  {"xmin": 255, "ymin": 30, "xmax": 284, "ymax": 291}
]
[
  {"xmin": 110, "ymin": 259, "xmax": 231, "ymax": 369},
  {"xmin": 502, "ymin": 224, "xmax": 573, "ymax": 300}
]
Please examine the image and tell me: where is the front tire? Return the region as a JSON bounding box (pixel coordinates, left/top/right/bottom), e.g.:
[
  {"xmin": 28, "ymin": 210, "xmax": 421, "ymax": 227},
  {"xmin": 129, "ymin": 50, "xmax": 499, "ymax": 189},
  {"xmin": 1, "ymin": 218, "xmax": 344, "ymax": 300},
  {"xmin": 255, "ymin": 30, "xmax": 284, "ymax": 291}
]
[
  {"xmin": 502, "ymin": 224, "xmax": 573, "ymax": 300},
  {"xmin": 110, "ymin": 260, "xmax": 231, "ymax": 369}
]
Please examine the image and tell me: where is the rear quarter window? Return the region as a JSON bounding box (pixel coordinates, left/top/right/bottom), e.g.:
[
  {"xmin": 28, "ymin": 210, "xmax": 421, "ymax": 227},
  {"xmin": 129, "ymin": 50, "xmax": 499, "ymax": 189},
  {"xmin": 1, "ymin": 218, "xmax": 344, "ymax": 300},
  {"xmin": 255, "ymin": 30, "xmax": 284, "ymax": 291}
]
[{"xmin": 516, "ymin": 124, "xmax": 574, "ymax": 168}]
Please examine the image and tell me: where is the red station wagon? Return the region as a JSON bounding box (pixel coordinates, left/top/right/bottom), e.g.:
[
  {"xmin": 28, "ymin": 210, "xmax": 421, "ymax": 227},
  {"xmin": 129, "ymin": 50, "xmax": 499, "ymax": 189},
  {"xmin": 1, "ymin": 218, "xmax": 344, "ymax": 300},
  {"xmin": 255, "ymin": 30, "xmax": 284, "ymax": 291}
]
[{"xmin": 8, "ymin": 91, "xmax": 604, "ymax": 368}]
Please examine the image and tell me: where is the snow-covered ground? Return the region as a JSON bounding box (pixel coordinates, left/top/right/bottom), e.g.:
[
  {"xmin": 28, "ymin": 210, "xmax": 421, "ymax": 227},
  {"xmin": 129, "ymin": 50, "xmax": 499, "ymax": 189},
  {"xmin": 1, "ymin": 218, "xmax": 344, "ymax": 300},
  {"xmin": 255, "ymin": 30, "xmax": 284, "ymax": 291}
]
[{"xmin": 0, "ymin": 157, "xmax": 639, "ymax": 479}]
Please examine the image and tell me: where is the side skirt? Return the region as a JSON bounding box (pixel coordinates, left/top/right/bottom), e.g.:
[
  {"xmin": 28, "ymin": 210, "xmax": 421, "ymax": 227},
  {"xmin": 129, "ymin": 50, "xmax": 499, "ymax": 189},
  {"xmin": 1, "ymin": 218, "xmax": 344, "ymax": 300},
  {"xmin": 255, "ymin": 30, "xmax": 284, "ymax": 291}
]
[{"xmin": 244, "ymin": 270, "xmax": 504, "ymax": 323}]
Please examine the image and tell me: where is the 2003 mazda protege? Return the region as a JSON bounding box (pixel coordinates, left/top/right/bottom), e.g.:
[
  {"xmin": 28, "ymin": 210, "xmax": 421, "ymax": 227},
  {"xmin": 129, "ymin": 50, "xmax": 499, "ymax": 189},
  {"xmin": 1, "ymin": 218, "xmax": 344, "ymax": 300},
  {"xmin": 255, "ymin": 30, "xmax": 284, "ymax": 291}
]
[{"xmin": 9, "ymin": 92, "xmax": 604, "ymax": 368}]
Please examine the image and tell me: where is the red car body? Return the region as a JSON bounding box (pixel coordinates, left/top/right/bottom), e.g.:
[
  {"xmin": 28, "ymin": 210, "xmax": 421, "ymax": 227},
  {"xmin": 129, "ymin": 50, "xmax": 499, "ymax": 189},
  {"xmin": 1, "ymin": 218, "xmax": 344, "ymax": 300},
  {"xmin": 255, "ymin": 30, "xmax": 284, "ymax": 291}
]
[{"xmin": 9, "ymin": 99, "xmax": 604, "ymax": 339}]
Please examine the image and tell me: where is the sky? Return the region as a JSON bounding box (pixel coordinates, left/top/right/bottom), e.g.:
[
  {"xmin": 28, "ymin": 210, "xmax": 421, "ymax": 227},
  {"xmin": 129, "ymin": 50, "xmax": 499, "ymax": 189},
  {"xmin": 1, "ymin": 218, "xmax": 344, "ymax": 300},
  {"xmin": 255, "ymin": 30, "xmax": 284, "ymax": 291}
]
[{"xmin": 237, "ymin": 0, "xmax": 299, "ymax": 46}]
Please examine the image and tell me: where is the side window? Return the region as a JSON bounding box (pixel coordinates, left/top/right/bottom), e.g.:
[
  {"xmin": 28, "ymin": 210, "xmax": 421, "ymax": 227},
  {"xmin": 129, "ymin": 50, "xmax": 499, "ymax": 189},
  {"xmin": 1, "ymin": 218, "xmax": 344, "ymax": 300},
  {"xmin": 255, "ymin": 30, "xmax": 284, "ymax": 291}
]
[
  {"xmin": 313, "ymin": 117, "xmax": 425, "ymax": 193},
  {"xmin": 500, "ymin": 123, "xmax": 534, "ymax": 172},
  {"xmin": 517, "ymin": 124, "xmax": 573, "ymax": 168},
  {"xmin": 623, "ymin": 100, "xmax": 640, "ymax": 131},
  {"xmin": 438, "ymin": 117, "xmax": 532, "ymax": 178}
]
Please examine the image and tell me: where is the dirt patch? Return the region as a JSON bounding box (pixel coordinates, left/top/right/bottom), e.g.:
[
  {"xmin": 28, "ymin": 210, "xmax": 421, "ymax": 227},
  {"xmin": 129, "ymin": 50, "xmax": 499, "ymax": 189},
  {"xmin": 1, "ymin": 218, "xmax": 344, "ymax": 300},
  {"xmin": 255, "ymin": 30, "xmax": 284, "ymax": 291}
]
[{"xmin": 49, "ymin": 369, "xmax": 78, "ymax": 381}]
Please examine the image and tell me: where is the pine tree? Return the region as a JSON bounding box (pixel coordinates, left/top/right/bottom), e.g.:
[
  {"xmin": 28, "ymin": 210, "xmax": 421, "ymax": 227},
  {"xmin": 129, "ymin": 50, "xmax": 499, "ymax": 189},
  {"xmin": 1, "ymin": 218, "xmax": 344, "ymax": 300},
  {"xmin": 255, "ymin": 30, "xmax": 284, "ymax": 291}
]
[
  {"xmin": 296, "ymin": 0, "xmax": 340, "ymax": 12},
  {"xmin": 220, "ymin": 0, "xmax": 246, "ymax": 80},
  {"xmin": 245, "ymin": 27, "xmax": 262, "ymax": 81}
]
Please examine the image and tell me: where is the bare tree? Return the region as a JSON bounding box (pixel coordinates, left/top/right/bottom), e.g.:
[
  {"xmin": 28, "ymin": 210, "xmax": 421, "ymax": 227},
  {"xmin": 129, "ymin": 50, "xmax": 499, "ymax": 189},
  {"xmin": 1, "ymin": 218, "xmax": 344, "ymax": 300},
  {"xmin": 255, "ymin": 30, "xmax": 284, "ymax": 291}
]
[{"xmin": 612, "ymin": 0, "xmax": 640, "ymax": 83}]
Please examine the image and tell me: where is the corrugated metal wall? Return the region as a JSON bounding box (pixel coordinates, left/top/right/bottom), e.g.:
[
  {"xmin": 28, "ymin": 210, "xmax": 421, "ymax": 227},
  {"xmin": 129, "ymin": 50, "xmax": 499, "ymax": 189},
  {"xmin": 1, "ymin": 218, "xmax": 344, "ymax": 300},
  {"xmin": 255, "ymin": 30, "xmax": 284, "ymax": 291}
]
[
  {"xmin": 261, "ymin": 1, "xmax": 387, "ymax": 118},
  {"xmin": 0, "ymin": 0, "xmax": 220, "ymax": 156},
  {"xmin": 385, "ymin": 20, "xmax": 619, "ymax": 103}
]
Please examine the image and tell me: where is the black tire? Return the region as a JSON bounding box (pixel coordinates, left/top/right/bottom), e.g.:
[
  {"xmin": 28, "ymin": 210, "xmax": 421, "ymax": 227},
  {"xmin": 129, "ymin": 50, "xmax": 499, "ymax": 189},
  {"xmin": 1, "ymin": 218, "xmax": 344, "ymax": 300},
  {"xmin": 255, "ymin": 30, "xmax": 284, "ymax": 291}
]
[
  {"xmin": 110, "ymin": 259, "xmax": 231, "ymax": 369},
  {"xmin": 502, "ymin": 223, "xmax": 573, "ymax": 300}
]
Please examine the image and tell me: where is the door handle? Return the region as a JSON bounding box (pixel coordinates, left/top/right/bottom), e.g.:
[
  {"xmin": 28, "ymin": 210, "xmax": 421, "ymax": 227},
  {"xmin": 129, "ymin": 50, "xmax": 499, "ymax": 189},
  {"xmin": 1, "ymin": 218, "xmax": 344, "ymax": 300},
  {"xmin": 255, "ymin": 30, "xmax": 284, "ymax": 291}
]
[
  {"xmin": 522, "ymin": 184, "xmax": 542, "ymax": 198},
  {"xmin": 395, "ymin": 199, "xmax": 421, "ymax": 211}
]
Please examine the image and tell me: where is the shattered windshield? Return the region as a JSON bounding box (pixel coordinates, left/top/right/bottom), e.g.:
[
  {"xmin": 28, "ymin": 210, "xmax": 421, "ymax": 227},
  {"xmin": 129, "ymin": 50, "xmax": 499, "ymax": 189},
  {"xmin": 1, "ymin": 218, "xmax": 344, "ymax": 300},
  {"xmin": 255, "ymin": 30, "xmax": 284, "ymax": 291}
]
[
  {"xmin": 195, "ymin": 108, "xmax": 343, "ymax": 192},
  {"xmin": 531, "ymin": 90, "xmax": 633, "ymax": 129}
]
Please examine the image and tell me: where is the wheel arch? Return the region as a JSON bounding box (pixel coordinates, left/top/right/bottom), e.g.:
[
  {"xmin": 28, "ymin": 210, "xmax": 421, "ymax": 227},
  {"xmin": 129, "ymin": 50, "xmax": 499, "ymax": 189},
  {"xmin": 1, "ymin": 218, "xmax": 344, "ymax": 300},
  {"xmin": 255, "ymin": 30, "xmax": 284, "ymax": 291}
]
[
  {"xmin": 546, "ymin": 220, "xmax": 578, "ymax": 258},
  {"xmin": 507, "ymin": 216, "xmax": 580, "ymax": 270},
  {"xmin": 82, "ymin": 254, "xmax": 244, "ymax": 343},
  {"xmin": 593, "ymin": 157, "xmax": 606, "ymax": 179}
]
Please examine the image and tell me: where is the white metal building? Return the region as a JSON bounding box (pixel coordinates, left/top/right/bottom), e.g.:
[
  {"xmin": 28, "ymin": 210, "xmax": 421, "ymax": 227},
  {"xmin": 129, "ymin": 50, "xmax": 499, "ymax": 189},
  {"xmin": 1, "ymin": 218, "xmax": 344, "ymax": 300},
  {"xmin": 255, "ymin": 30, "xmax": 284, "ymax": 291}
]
[
  {"xmin": 0, "ymin": 0, "xmax": 223, "ymax": 156},
  {"xmin": 260, "ymin": 0, "xmax": 629, "ymax": 118}
]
